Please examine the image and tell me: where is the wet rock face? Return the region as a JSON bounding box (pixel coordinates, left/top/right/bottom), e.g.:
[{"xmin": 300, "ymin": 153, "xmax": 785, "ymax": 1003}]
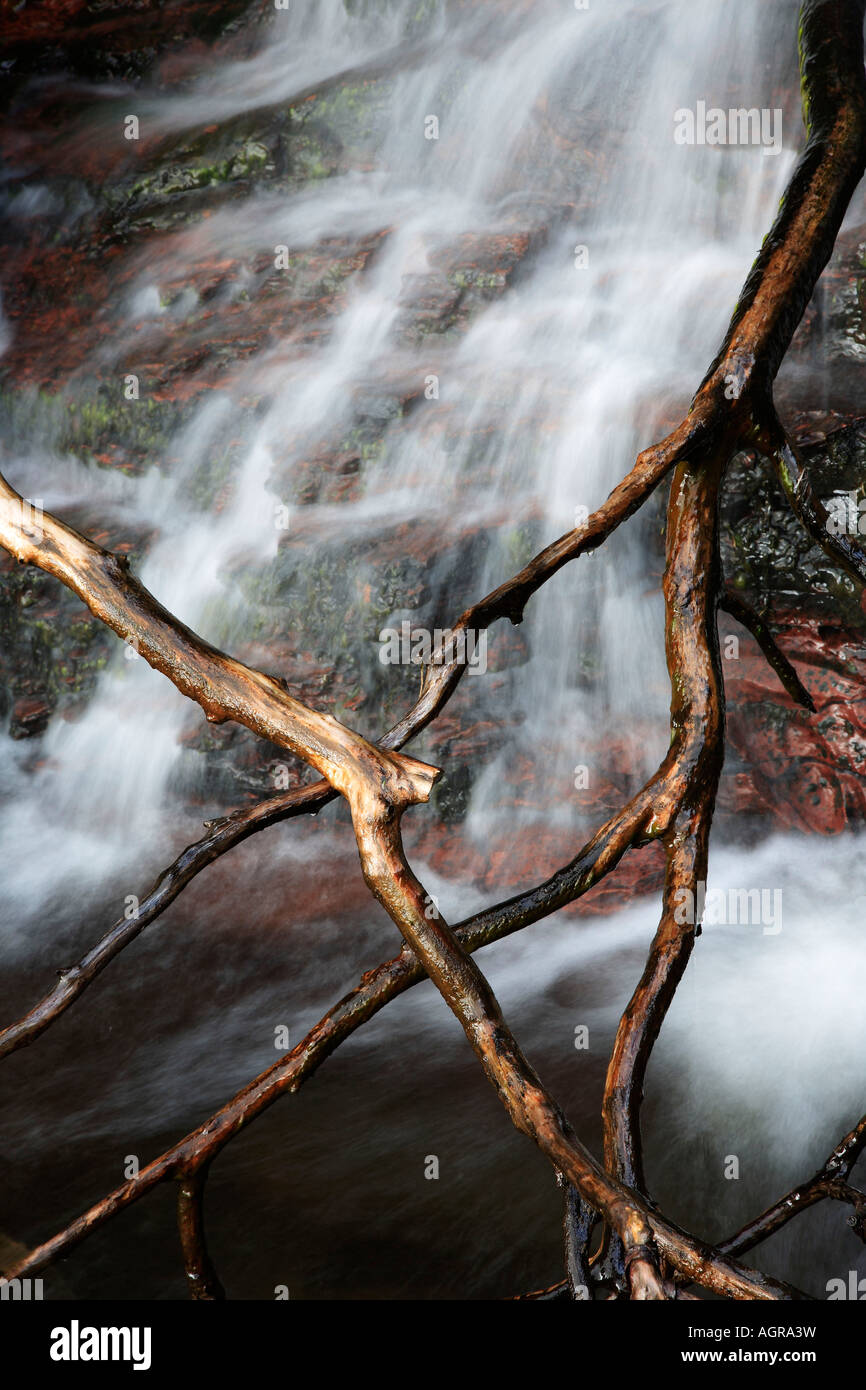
[
  {"xmin": 712, "ymin": 417, "xmax": 866, "ymax": 839},
  {"xmin": 722, "ymin": 421, "xmax": 866, "ymax": 627},
  {"xmin": 720, "ymin": 605, "xmax": 866, "ymax": 836},
  {"xmin": 1, "ymin": 0, "xmax": 257, "ymax": 87},
  {"xmin": 0, "ymin": 515, "xmax": 146, "ymax": 743},
  {"xmin": 0, "ymin": 1, "xmax": 865, "ymax": 861}
]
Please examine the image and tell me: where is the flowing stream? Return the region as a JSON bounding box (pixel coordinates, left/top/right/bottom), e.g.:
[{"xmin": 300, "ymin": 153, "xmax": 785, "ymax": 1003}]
[{"xmin": 1, "ymin": 0, "xmax": 865, "ymax": 1298}]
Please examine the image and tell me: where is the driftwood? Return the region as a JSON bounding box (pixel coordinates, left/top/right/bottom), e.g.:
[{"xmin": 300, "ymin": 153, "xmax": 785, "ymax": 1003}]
[{"xmin": 1, "ymin": 0, "xmax": 865, "ymax": 1301}]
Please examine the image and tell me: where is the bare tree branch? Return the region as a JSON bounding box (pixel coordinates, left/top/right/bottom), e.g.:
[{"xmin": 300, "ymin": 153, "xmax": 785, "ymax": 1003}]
[
  {"xmin": 177, "ymin": 1168, "xmax": 225, "ymax": 1301},
  {"xmin": 719, "ymin": 1112, "xmax": 866, "ymax": 1259},
  {"xmin": 720, "ymin": 590, "xmax": 815, "ymax": 711}
]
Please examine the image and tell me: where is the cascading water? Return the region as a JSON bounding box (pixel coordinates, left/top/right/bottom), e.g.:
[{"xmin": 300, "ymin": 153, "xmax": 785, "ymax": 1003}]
[{"xmin": 1, "ymin": 0, "xmax": 865, "ymax": 1298}]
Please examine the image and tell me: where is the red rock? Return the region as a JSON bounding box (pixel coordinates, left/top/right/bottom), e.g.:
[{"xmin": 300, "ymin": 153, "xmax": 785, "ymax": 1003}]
[{"xmin": 10, "ymin": 696, "xmax": 50, "ymax": 739}]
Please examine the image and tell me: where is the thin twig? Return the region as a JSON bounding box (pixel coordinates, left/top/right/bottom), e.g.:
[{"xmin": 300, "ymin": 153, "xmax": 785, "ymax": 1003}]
[
  {"xmin": 719, "ymin": 590, "xmax": 815, "ymax": 711},
  {"xmin": 177, "ymin": 1168, "xmax": 225, "ymax": 1301}
]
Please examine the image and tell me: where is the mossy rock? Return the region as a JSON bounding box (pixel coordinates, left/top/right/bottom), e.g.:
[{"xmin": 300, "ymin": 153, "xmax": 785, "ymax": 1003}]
[{"xmin": 720, "ymin": 420, "xmax": 866, "ymax": 627}]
